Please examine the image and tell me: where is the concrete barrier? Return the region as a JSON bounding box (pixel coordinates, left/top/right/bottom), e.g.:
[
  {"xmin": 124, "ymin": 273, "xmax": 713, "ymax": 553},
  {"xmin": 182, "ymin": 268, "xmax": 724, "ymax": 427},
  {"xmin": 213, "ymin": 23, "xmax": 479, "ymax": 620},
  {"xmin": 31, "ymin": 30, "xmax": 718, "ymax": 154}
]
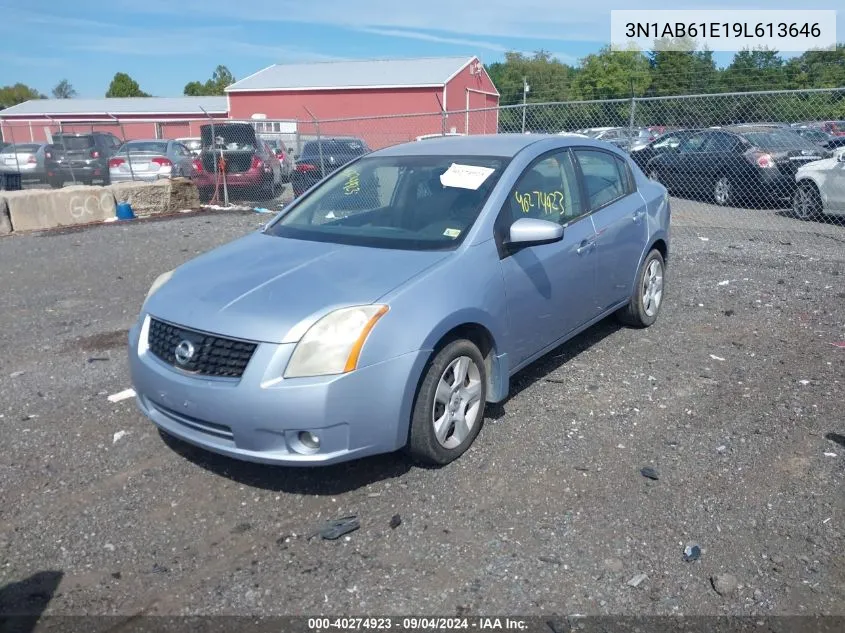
[
  {"xmin": 0, "ymin": 197, "xmax": 11, "ymax": 235},
  {"xmin": 0, "ymin": 177, "xmax": 201, "ymax": 234},
  {"xmin": 3, "ymin": 185, "xmax": 117, "ymax": 232},
  {"xmin": 107, "ymin": 178, "xmax": 200, "ymax": 217}
]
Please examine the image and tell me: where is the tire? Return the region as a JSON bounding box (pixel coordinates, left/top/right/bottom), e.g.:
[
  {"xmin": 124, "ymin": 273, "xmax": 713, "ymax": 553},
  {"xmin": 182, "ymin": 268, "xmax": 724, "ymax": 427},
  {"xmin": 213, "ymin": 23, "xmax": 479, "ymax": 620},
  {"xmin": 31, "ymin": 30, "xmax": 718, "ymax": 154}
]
[
  {"xmin": 616, "ymin": 249, "xmax": 666, "ymax": 328},
  {"xmin": 792, "ymin": 181, "xmax": 823, "ymax": 221},
  {"xmin": 407, "ymin": 339, "xmax": 487, "ymax": 466},
  {"xmin": 712, "ymin": 174, "xmax": 733, "ymax": 206},
  {"xmin": 48, "ymin": 178, "xmax": 63, "ymax": 189}
]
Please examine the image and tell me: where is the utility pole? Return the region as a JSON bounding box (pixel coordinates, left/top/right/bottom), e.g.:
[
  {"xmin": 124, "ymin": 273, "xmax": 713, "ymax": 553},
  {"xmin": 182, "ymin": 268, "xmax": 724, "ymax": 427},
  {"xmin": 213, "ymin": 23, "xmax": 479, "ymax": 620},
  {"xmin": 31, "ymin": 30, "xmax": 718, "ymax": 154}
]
[{"xmin": 521, "ymin": 77, "xmax": 530, "ymax": 133}]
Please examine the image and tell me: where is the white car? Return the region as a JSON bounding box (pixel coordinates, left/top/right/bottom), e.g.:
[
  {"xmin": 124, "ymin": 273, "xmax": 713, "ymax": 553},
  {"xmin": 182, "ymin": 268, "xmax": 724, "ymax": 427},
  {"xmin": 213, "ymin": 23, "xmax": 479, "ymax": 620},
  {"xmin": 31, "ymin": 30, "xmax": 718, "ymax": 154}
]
[{"xmin": 793, "ymin": 148, "xmax": 845, "ymax": 220}]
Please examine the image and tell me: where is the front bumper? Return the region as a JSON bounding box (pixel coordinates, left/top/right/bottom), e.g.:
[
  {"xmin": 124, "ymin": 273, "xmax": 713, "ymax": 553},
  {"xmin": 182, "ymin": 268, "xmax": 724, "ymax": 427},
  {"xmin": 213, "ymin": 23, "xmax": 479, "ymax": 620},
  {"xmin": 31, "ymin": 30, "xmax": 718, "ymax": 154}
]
[{"xmin": 128, "ymin": 315, "xmax": 427, "ymax": 466}]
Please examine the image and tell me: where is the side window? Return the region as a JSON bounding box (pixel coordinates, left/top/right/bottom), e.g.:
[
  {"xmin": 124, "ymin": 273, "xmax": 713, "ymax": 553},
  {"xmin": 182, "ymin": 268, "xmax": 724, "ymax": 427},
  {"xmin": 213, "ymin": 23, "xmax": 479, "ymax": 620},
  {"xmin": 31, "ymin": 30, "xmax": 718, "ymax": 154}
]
[
  {"xmin": 653, "ymin": 134, "xmax": 681, "ymax": 150},
  {"xmin": 505, "ymin": 150, "xmax": 583, "ymax": 225},
  {"xmin": 705, "ymin": 133, "xmax": 741, "ymax": 153},
  {"xmin": 573, "ymin": 149, "xmax": 627, "ymax": 210},
  {"xmin": 679, "ymin": 133, "xmax": 707, "ymax": 153}
]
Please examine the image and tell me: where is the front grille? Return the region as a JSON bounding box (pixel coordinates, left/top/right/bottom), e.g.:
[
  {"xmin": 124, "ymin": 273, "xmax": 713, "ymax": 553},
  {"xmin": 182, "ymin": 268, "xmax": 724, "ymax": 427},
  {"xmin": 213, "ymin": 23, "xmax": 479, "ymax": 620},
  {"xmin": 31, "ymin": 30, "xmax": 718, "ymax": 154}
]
[{"xmin": 147, "ymin": 318, "xmax": 257, "ymax": 378}]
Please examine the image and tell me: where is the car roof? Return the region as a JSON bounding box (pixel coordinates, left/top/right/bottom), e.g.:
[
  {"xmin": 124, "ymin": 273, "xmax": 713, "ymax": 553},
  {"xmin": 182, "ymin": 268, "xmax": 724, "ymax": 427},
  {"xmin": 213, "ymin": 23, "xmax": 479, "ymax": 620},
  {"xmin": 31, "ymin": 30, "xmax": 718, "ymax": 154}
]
[
  {"xmin": 722, "ymin": 125, "xmax": 790, "ymax": 134},
  {"xmin": 371, "ymin": 133, "xmax": 573, "ymax": 158}
]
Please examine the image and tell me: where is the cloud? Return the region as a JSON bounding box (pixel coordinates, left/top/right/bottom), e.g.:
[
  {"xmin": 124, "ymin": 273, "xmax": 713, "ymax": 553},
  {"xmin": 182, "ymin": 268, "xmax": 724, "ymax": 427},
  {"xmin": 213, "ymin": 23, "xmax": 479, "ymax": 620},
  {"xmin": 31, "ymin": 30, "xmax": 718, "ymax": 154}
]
[{"xmin": 356, "ymin": 28, "xmax": 509, "ymax": 52}]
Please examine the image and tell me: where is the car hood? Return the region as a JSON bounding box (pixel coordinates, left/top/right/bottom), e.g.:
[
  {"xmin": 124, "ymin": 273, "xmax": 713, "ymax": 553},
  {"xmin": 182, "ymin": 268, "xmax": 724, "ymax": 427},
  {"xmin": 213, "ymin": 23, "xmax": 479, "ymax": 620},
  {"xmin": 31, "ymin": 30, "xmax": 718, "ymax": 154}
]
[{"xmin": 143, "ymin": 231, "xmax": 450, "ymax": 344}]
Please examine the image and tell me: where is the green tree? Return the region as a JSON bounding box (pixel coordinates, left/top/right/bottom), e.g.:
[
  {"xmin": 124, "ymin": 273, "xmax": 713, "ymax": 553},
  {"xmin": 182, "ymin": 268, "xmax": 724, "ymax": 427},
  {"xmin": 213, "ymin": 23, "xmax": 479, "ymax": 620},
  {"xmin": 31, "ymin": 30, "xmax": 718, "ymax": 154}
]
[
  {"xmin": 183, "ymin": 65, "xmax": 236, "ymax": 96},
  {"xmin": 0, "ymin": 83, "xmax": 46, "ymax": 109},
  {"xmin": 720, "ymin": 48, "xmax": 790, "ymax": 92},
  {"xmin": 784, "ymin": 44, "xmax": 845, "ymax": 89},
  {"xmin": 52, "ymin": 79, "xmax": 77, "ymax": 99},
  {"xmin": 105, "ymin": 72, "xmax": 150, "ymax": 98},
  {"xmin": 647, "ymin": 40, "xmax": 718, "ymax": 96},
  {"xmin": 571, "ymin": 45, "xmax": 652, "ymax": 100}
]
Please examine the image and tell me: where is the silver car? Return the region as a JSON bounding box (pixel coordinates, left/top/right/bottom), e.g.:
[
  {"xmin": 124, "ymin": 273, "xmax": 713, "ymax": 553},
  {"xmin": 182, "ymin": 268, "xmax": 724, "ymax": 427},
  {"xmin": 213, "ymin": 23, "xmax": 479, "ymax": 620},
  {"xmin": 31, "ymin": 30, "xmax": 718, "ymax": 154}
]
[
  {"xmin": 129, "ymin": 134, "xmax": 670, "ymax": 467},
  {"xmin": 108, "ymin": 139, "xmax": 197, "ymax": 183},
  {"xmin": 0, "ymin": 143, "xmax": 48, "ymax": 182}
]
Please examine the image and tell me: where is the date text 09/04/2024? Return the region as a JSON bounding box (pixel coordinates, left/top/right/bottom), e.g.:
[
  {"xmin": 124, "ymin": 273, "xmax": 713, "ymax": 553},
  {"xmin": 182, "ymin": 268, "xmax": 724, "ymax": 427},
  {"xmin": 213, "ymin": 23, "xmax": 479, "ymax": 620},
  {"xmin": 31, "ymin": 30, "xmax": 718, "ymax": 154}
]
[
  {"xmin": 307, "ymin": 618, "xmax": 529, "ymax": 631},
  {"xmin": 625, "ymin": 22, "xmax": 821, "ymax": 39}
]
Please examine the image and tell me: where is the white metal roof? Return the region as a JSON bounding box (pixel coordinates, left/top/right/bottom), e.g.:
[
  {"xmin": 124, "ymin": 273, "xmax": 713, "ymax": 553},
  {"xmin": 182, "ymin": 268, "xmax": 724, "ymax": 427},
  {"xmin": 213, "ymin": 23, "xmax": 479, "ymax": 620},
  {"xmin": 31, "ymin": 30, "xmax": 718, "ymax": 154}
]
[
  {"xmin": 226, "ymin": 57, "xmax": 480, "ymax": 92},
  {"xmin": 0, "ymin": 96, "xmax": 229, "ymax": 117}
]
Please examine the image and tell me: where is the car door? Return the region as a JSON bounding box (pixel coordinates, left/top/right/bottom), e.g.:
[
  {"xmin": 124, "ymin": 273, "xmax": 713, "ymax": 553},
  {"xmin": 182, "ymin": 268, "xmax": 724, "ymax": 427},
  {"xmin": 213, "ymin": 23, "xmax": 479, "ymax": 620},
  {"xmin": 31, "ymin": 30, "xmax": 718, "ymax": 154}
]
[
  {"xmin": 574, "ymin": 148, "xmax": 649, "ymax": 312},
  {"xmin": 496, "ymin": 149, "xmax": 598, "ymax": 365},
  {"xmin": 663, "ymin": 132, "xmax": 707, "ymax": 193}
]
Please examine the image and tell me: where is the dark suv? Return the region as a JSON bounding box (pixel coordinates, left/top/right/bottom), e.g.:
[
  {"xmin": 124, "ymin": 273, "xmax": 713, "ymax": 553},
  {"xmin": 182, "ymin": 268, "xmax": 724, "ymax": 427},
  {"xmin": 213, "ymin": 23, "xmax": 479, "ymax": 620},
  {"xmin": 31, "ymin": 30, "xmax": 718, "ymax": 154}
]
[
  {"xmin": 45, "ymin": 131, "xmax": 123, "ymax": 188},
  {"xmin": 291, "ymin": 137, "xmax": 371, "ymax": 197}
]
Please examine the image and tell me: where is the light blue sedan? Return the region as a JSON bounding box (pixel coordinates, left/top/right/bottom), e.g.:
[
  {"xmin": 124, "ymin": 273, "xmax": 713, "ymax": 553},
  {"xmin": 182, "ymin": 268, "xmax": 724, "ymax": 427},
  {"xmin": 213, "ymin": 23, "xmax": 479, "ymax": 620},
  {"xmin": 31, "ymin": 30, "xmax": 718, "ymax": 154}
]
[{"xmin": 128, "ymin": 134, "xmax": 670, "ymax": 466}]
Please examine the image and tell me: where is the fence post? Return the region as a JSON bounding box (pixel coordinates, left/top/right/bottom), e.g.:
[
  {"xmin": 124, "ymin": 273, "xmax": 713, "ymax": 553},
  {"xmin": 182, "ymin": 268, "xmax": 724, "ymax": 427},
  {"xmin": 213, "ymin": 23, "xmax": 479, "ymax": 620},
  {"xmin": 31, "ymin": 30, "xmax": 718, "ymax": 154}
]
[
  {"xmin": 109, "ymin": 113, "xmax": 134, "ymax": 181},
  {"xmin": 303, "ymin": 107, "xmax": 324, "ymax": 179},
  {"xmin": 628, "ymin": 96, "xmax": 637, "ymax": 147}
]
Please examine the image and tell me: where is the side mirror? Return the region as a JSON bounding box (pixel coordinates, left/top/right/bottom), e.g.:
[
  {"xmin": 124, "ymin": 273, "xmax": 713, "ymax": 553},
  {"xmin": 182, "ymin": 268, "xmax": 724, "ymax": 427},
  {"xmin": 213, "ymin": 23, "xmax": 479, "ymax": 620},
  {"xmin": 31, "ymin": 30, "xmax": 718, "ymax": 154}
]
[{"xmin": 506, "ymin": 217, "xmax": 564, "ymax": 247}]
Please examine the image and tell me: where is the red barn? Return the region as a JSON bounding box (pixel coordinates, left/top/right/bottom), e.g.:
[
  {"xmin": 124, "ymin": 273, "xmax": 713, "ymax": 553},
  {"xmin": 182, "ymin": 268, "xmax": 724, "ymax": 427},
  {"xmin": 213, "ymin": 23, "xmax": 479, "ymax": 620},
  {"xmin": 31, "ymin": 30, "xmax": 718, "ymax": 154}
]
[
  {"xmin": 0, "ymin": 97, "xmax": 228, "ymax": 144},
  {"xmin": 226, "ymin": 56, "xmax": 500, "ymax": 149}
]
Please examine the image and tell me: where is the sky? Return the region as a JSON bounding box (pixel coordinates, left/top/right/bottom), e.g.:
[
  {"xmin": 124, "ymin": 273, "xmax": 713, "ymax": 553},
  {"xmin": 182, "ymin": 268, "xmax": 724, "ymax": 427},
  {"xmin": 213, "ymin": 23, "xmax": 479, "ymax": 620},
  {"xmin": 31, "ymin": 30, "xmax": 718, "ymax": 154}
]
[{"xmin": 0, "ymin": 0, "xmax": 842, "ymax": 98}]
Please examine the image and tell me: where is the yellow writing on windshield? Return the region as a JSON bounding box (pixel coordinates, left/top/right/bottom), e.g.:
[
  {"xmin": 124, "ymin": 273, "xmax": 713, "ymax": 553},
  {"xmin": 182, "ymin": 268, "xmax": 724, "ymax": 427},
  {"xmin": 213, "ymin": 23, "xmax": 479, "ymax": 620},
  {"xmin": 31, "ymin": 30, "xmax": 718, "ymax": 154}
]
[
  {"xmin": 514, "ymin": 190, "xmax": 565, "ymax": 215},
  {"xmin": 343, "ymin": 169, "xmax": 360, "ymax": 195}
]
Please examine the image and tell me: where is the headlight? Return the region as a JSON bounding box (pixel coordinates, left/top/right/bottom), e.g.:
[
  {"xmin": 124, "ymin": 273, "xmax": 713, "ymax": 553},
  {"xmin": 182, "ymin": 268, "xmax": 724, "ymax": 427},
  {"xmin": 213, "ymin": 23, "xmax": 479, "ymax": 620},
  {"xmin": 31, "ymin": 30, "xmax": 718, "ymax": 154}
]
[
  {"xmin": 146, "ymin": 269, "xmax": 174, "ymax": 299},
  {"xmin": 284, "ymin": 305, "xmax": 389, "ymax": 378}
]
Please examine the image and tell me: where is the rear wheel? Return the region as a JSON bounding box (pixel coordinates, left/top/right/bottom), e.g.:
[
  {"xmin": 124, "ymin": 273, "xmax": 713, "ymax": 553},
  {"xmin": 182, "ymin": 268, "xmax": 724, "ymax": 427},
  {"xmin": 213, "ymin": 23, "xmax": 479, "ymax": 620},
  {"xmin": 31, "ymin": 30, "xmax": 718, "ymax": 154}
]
[
  {"xmin": 712, "ymin": 174, "xmax": 733, "ymax": 206},
  {"xmin": 792, "ymin": 181, "xmax": 823, "ymax": 221},
  {"xmin": 407, "ymin": 339, "xmax": 487, "ymax": 466},
  {"xmin": 617, "ymin": 249, "xmax": 665, "ymax": 328}
]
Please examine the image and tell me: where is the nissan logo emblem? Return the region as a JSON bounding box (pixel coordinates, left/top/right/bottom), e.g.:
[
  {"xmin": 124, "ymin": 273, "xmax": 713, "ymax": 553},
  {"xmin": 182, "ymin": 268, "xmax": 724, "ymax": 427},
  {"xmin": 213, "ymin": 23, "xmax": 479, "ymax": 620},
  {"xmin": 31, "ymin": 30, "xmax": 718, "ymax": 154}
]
[{"xmin": 174, "ymin": 340, "xmax": 196, "ymax": 365}]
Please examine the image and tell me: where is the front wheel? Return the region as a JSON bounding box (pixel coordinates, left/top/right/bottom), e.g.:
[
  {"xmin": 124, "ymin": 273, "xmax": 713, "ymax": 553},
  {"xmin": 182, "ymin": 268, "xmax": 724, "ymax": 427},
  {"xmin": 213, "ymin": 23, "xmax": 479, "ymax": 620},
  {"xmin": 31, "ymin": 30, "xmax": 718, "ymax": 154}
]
[
  {"xmin": 616, "ymin": 249, "xmax": 665, "ymax": 328},
  {"xmin": 792, "ymin": 181, "xmax": 823, "ymax": 221},
  {"xmin": 407, "ymin": 339, "xmax": 487, "ymax": 466}
]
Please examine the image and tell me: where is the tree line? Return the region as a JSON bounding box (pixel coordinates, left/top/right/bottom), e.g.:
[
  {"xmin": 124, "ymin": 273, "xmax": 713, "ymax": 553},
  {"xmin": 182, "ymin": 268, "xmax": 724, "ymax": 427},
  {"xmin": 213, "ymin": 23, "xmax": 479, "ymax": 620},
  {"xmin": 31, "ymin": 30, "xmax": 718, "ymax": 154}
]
[{"xmin": 487, "ymin": 44, "xmax": 845, "ymax": 131}]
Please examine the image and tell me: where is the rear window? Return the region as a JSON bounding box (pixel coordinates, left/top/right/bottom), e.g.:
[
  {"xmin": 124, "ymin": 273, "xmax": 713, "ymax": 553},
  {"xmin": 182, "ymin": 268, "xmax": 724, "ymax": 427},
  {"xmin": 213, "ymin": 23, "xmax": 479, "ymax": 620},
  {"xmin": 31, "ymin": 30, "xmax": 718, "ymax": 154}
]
[
  {"xmin": 302, "ymin": 140, "xmax": 367, "ymax": 157},
  {"xmin": 121, "ymin": 141, "xmax": 168, "ymax": 154},
  {"xmin": 738, "ymin": 130, "xmax": 818, "ymax": 151},
  {"xmin": 182, "ymin": 139, "xmax": 201, "ymax": 151},
  {"xmin": 6, "ymin": 144, "xmax": 40, "ymax": 153},
  {"xmin": 53, "ymin": 136, "xmax": 94, "ymax": 150}
]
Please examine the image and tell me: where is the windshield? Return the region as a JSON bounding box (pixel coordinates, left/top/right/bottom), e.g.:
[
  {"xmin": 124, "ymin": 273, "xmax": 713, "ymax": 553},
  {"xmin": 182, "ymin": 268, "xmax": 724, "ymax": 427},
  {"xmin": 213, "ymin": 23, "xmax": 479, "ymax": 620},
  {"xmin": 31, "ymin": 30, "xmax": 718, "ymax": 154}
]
[
  {"xmin": 119, "ymin": 141, "xmax": 168, "ymax": 154},
  {"xmin": 301, "ymin": 139, "xmax": 367, "ymax": 157},
  {"xmin": 53, "ymin": 136, "xmax": 94, "ymax": 150},
  {"xmin": 739, "ymin": 129, "xmax": 820, "ymax": 151},
  {"xmin": 797, "ymin": 129, "xmax": 829, "ymax": 143},
  {"xmin": 266, "ymin": 155, "xmax": 510, "ymax": 251}
]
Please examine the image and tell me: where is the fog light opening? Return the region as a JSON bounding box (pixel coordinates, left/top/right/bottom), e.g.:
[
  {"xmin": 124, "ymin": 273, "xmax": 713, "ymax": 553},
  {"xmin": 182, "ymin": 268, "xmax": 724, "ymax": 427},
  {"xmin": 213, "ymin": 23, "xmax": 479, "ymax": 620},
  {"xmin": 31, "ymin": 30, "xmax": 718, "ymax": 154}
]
[{"xmin": 297, "ymin": 431, "xmax": 320, "ymax": 452}]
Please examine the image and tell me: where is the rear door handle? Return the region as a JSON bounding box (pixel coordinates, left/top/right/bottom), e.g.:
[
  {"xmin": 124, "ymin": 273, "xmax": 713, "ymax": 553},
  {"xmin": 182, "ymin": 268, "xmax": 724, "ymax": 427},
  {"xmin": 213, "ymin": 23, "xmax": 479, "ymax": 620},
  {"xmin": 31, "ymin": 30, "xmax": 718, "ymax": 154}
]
[{"xmin": 576, "ymin": 239, "xmax": 595, "ymax": 255}]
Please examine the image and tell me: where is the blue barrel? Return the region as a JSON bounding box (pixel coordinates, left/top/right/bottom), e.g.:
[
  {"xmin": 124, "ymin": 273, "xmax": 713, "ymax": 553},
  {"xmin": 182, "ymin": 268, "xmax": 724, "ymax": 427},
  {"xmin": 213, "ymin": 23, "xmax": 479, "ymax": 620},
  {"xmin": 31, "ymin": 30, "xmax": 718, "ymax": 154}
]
[{"xmin": 116, "ymin": 202, "xmax": 135, "ymax": 220}]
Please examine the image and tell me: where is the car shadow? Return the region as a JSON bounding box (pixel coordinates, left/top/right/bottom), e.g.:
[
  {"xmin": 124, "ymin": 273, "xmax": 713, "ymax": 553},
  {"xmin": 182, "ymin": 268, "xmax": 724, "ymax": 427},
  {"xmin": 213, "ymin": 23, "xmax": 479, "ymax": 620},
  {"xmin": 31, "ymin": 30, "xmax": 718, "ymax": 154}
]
[
  {"xmin": 0, "ymin": 570, "xmax": 63, "ymax": 631},
  {"xmin": 160, "ymin": 431, "xmax": 412, "ymax": 496},
  {"xmin": 485, "ymin": 315, "xmax": 624, "ymax": 421},
  {"xmin": 774, "ymin": 209, "xmax": 845, "ymax": 226},
  {"xmin": 160, "ymin": 315, "xmax": 625, "ymax": 494}
]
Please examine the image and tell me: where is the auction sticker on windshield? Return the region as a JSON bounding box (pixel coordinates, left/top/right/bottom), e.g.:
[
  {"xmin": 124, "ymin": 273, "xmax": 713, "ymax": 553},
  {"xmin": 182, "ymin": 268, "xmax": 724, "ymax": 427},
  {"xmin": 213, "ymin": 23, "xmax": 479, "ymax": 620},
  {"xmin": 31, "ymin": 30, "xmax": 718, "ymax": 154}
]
[{"xmin": 440, "ymin": 163, "xmax": 495, "ymax": 190}]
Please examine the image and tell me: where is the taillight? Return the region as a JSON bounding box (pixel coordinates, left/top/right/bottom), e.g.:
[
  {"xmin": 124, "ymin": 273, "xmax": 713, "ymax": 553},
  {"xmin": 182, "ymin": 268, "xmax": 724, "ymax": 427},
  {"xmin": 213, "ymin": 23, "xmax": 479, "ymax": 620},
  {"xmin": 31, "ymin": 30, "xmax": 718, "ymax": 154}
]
[
  {"xmin": 91, "ymin": 150, "xmax": 100, "ymax": 159},
  {"xmin": 251, "ymin": 155, "xmax": 263, "ymax": 170},
  {"xmin": 296, "ymin": 163, "xmax": 317, "ymax": 172},
  {"xmin": 27, "ymin": 155, "xmax": 37, "ymax": 164},
  {"xmin": 108, "ymin": 157, "xmax": 125, "ymax": 168},
  {"xmin": 755, "ymin": 153, "xmax": 775, "ymax": 168},
  {"xmin": 151, "ymin": 157, "xmax": 172, "ymax": 168},
  {"xmin": 192, "ymin": 159, "xmax": 203, "ymax": 172},
  {"xmin": 45, "ymin": 151, "xmax": 52, "ymax": 159}
]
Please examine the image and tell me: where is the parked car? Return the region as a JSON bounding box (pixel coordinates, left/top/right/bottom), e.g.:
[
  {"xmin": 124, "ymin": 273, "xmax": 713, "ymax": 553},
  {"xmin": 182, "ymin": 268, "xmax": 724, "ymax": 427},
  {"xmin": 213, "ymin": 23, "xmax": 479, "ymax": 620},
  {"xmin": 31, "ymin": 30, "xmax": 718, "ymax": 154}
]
[
  {"xmin": 585, "ymin": 127, "xmax": 632, "ymax": 150},
  {"xmin": 821, "ymin": 137, "xmax": 845, "ymax": 151},
  {"xmin": 44, "ymin": 131, "xmax": 123, "ymax": 188},
  {"xmin": 192, "ymin": 123, "xmax": 283, "ymax": 201},
  {"xmin": 175, "ymin": 137, "xmax": 202, "ymax": 157},
  {"xmin": 0, "ymin": 143, "xmax": 49, "ymax": 182},
  {"xmin": 291, "ymin": 136, "xmax": 371, "ymax": 197},
  {"xmin": 261, "ymin": 138, "xmax": 294, "ymax": 182},
  {"xmin": 128, "ymin": 133, "xmax": 670, "ymax": 467},
  {"xmin": 416, "ymin": 133, "xmax": 465, "ymax": 141},
  {"xmin": 629, "ymin": 129, "xmax": 701, "ymax": 171},
  {"xmin": 108, "ymin": 139, "xmax": 197, "ymax": 183},
  {"xmin": 792, "ymin": 147, "xmax": 845, "ymax": 220},
  {"xmin": 647, "ymin": 126, "xmax": 831, "ymax": 206},
  {"xmin": 791, "ymin": 126, "xmax": 836, "ymax": 147}
]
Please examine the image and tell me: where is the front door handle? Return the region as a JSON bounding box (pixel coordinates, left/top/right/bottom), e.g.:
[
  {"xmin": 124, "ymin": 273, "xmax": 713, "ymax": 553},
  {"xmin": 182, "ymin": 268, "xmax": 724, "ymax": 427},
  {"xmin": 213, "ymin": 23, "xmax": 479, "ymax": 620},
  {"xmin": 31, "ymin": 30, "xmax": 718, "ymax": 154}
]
[{"xmin": 576, "ymin": 239, "xmax": 595, "ymax": 255}]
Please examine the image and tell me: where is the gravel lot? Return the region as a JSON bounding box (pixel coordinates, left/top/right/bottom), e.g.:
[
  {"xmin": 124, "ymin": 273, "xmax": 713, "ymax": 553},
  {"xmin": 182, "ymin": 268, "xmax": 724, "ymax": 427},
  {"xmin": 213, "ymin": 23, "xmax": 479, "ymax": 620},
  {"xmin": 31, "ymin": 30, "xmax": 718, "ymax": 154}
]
[{"xmin": 0, "ymin": 201, "xmax": 843, "ymax": 619}]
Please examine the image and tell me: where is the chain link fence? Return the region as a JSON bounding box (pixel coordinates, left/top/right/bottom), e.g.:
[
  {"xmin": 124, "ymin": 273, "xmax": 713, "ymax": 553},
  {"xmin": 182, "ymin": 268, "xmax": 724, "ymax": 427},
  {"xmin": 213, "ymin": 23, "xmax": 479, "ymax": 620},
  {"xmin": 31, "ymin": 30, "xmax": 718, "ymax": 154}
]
[{"xmin": 1, "ymin": 87, "xmax": 843, "ymax": 239}]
